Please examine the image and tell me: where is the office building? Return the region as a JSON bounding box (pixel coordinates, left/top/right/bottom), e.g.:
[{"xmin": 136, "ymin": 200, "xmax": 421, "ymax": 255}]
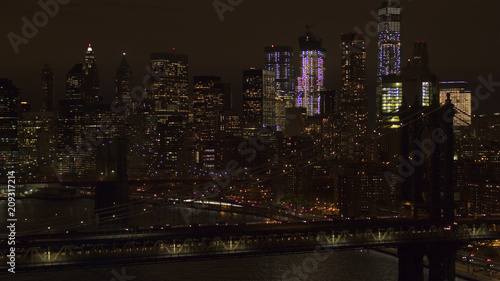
[
  {"xmin": 0, "ymin": 79, "xmax": 20, "ymax": 177},
  {"xmin": 265, "ymin": 45, "xmax": 295, "ymax": 130},
  {"xmin": 297, "ymin": 29, "xmax": 326, "ymax": 116},
  {"xmin": 150, "ymin": 52, "xmax": 189, "ymax": 173},
  {"xmin": 40, "ymin": 64, "xmax": 55, "ymax": 112},
  {"xmin": 339, "ymin": 33, "xmax": 368, "ymax": 160},
  {"xmin": 439, "ymin": 81, "xmax": 471, "ymax": 127},
  {"xmin": 376, "ymin": 0, "xmax": 402, "ymax": 123}
]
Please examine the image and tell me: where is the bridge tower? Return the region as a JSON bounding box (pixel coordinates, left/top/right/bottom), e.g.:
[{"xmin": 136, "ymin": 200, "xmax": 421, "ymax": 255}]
[
  {"xmin": 398, "ymin": 94, "xmax": 455, "ymax": 222},
  {"xmin": 397, "ymin": 94, "xmax": 456, "ymax": 281},
  {"xmin": 95, "ymin": 137, "xmax": 129, "ymax": 225}
]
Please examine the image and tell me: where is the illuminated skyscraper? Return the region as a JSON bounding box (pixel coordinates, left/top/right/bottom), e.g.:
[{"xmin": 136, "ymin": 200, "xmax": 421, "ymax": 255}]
[
  {"xmin": 150, "ymin": 52, "xmax": 189, "ymax": 172},
  {"xmin": 340, "ymin": 33, "xmax": 368, "ymax": 160},
  {"xmin": 297, "ymin": 29, "xmax": 326, "ymax": 116},
  {"xmin": 40, "ymin": 64, "xmax": 55, "ymax": 112},
  {"xmin": 265, "ymin": 45, "xmax": 295, "ymax": 130},
  {"xmin": 0, "ymin": 79, "xmax": 20, "ymax": 177},
  {"xmin": 380, "ymin": 75, "xmax": 403, "ymax": 128},
  {"xmin": 83, "ymin": 44, "xmax": 101, "ymax": 104},
  {"xmin": 243, "ymin": 68, "xmax": 276, "ymax": 133},
  {"xmin": 115, "ymin": 53, "xmax": 132, "ymax": 102},
  {"xmin": 56, "ymin": 99, "xmax": 86, "ymax": 178},
  {"xmin": 114, "ymin": 53, "xmax": 133, "ymax": 137},
  {"xmin": 193, "ymin": 76, "xmax": 227, "ymax": 171},
  {"xmin": 320, "ymin": 90, "xmax": 336, "ymax": 116},
  {"xmin": 402, "ymin": 41, "xmax": 437, "ymax": 108},
  {"xmin": 265, "ymin": 45, "xmax": 294, "ymax": 93},
  {"xmin": 377, "ymin": 0, "xmax": 402, "ymax": 82},
  {"xmin": 377, "ymin": 0, "xmax": 402, "ymax": 122},
  {"xmin": 18, "ymin": 111, "xmax": 56, "ymax": 181},
  {"xmin": 65, "ymin": 64, "xmax": 84, "ymax": 101},
  {"xmin": 439, "ymin": 81, "xmax": 471, "ymax": 127},
  {"xmin": 379, "ymin": 41, "xmax": 437, "ymax": 128}
]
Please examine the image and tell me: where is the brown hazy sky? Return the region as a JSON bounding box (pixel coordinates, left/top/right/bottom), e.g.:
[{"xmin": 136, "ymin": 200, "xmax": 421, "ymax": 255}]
[{"xmin": 1, "ymin": 0, "xmax": 499, "ymax": 115}]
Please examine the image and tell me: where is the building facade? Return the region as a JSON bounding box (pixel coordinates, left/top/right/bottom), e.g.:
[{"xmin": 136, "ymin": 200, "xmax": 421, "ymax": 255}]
[{"xmin": 297, "ymin": 30, "xmax": 326, "ymax": 116}]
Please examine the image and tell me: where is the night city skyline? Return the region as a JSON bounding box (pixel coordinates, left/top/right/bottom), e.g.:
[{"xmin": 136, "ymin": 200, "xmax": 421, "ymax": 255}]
[
  {"xmin": 1, "ymin": 0, "xmax": 499, "ymax": 115},
  {"xmin": 1, "ymin": 0, "xmax": 500, "ymax": 280}
]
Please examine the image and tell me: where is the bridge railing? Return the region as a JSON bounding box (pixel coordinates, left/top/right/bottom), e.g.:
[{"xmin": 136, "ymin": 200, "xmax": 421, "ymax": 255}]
[{"xmin": 1, "ymin": 223, "xmax": 499, "ymax": 270}]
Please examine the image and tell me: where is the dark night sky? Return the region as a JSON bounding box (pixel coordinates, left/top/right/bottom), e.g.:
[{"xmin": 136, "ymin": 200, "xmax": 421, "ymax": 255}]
[{"xmin": 1, "ymin": 0, "xmax": 499, "ymax": 115}]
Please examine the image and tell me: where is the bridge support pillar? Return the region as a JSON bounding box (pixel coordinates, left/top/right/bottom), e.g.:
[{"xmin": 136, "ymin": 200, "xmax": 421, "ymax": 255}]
[
  {"xmin": 428, "ymin": 243, "xmax": 457, "ymax": 281},
  {"xmin": 398, "ymin": 245, "xmax": 424, "ymax": 281}
]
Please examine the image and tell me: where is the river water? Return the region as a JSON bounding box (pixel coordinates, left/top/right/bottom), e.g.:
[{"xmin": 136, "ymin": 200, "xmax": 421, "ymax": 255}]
[{"xmin": 0, "ymin": 199, "xmax": 470, "ymax": 280}]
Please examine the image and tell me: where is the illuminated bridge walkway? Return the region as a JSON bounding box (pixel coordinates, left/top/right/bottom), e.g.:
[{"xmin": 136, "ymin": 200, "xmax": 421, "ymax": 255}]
[{"xmin": 2, "ymin": 219, "xmax": 500, "ymax": 273}]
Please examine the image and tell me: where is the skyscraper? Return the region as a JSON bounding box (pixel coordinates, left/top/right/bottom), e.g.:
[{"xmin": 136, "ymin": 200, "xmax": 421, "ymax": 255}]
[
  {"xmin": 114, "ymin": 53, "xmax": 133, "ymax": 137},
  {"xmin": 150, "ymin": 52, "xmax": 189, "ymax": 173},
  {"xmin": 297, "ymin": 28, "xmax": 326, "ymax": 116},
  {"xmin": 265, "ymin": 45, "xmax": 294, "ymax": 93},
  {"xmin": 402, "ymin": 41, "xmax": 438, "ymax": 108},
  {"xmin": 115, "ymin": 53, "xmax": 132, "ymax": 102},
  {"xmin": 439, "ymin": 81, "xmax": 471, "ymax": 127},
  {"xmin": 83, "ymin": 44, "xmax": 100, "ymax": 104},
  {"xmin": 320, "ymin": 90, "xmax": 336, "ymax": 116},
  {"xmin": 65, "ymin": 63, "xmax": 84, "ymax": 101},
  {"xmin": 265, "ymin": 45, "xmax": 295, "ymax": 130},
  {"xmin": 340, "ymin": 33, "xmax": 368, "ymax": 160},
  {"xmin": 377, "ymin": 0, "xmax": 402, "ymax": 123},
  {"xmin": 40, "ymin": 64, "xmax": 55, "ymax": 112},
  {"xmin": 193, "ymin": 76, "xmax": 227, "ymax": 171},
  {"xmin": 377, "ymin": 0, "xmax": 402, "ymax": 82},
  {"xmin": 379, "ymin": 41, "xmax": 437, "ymax": 129},
  {"xmin": 380, "ymin": 75, "xmax": 403, "ymax": 128},
  {"xmin": 0, "ymin": 79, "xmax": 20, "ymax": 177},
  {"xmin": 56, "ymin": 99, "xmax": 86, "ymax": 178},
  {"xmin": 242, "ymin": 68, "xmax": 276, "ymax": 133},
  {"xmin": 18, "ymin": 111, "xmax": 56, "ymax": 181}
]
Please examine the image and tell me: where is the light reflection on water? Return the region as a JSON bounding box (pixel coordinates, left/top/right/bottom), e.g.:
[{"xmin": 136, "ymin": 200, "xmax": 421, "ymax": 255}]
[
  {"xmin": 0, "ymin": 199, "xmax": 469, "ymax": 280},
  {"xmin": 5, "ymin": 250, "xmax": 401, "ymax": 281},
  {"xmin": 0, "ymin": 198, "xmax": 267, "ymax": 234}
]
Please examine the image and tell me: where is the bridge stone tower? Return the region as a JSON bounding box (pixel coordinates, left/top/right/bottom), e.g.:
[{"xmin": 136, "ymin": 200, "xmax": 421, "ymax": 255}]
[
  {"xmin": 398, "ymin": 94, "xmax": 455, "ymax": 222},
  {"xmin": 95, "ymin": 138, "xmax": 129, "ymax": 225},
  {"xmin": 397, "ymin": 94, "xmax": 457, "ymax": 281}
]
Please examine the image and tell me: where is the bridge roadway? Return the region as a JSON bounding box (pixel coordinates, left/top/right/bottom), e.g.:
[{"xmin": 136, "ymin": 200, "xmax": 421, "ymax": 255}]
[{"xmin": 1, "ymin": 218, "xmax": 500, "ymax": 271}]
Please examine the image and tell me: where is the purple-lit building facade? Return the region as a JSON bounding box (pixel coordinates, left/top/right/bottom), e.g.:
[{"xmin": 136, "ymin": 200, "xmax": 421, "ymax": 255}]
[{"xmin": 297, "ymin": 31, "xmax": 326, "ymax": 116}]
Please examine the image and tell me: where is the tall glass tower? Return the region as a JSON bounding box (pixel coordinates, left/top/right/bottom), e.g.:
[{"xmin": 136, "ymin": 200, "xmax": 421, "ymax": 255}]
[
  {"xmin": 193, "ymin": 76, "xmax": 226, "ymax": 171},
  {"xmin": 265, "ymin": 45, "xmax": 295, "ymax": 130},
  {"xmin": 439, "ymin": 81, "xmax": 471, "ymax": 127},
  {"xmin": 265, "ymin": 46, "xmax": 294, "ymax": 93},
  {"xmin": 115, "ymin": 53, "xmax": 132, "ymax": 102},
  {"xmin": 83, "ymin": 44, "xmax": 100, "ymax": 104},
  {"xmin": 40, "ymin": 64, "xmax": 55, "ymax": 112},
  {"xmin": 242, "ymin": 68, "xmax": 276, "ymax": 136},
  {"xmin": 340, "ymin": 33, "xmax": 368, "ymax": 160},
  {"xmin": 377, "ymin": 0, "xmax": 402, "ymax": 82},
  {"xmin": 150, "ymin": 52, "xmax": 189, "ymax": 173},
  {"xmin": 0, "ymin": 79, "xmax": 20, "ymax": 177},
  {"xmin": 377, "ymin": 0, "xmax": 402, "ymax": 124},
  {"xmin": 297, "ymin": 29, "xmax": 326, "ymax": 116}
]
